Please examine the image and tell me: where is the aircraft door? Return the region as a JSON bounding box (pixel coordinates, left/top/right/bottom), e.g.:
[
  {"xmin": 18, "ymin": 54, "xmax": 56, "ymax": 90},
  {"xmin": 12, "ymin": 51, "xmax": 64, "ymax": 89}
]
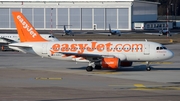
[
  {"xmin": 42, "ymin": 43, "xmax": 47, "ymax": 54},
  {"xmin": 144, "ymin": 44, "xmax": 150, "ymax": 55}
]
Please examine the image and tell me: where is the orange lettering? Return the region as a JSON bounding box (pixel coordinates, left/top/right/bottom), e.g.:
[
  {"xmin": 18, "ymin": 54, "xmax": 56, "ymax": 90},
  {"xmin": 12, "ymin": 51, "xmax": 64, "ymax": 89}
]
[
  {"xmin": 132, "ymin": 44, "xmax": 143, "ymax": 52},
  {"xmin": 52, "ymin": 44, "xmax": 60, "ymax": 52},
  {"xmin": 70, "ymin": 44, "xmax": 77, "ymax": 52},
  {"xmin": 78, "ymin": 44, "xmax": 88, "ymax": 54},
  {"xmin": 50, "ymin": 43, "xmax": 143, "ymax": 55},
  {"xmin": 122, "ymin": 44, "xmax": 131, "ymax": 52},
  {"xmin": 87, "ymin": 42, "xmax": 97, "ymax": 52},
  {"xmin": 97, "ymin": 44, "xmax": 105, "ymax": 52},
  {"xmin": 61, "ymin": 44, "xmax": 69, "ymax": 52},
  {"xmin": 115, "ymin": 44, "xmax": 122, "ymax": 52},
  {"xmin": 105, "ymin": 42, "xmax": 113, "ymax": 52}
]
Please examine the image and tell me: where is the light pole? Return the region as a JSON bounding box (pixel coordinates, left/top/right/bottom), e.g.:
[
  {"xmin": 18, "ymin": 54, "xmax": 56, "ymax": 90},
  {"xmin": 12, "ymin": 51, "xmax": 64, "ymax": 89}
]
[
  {"xmin": 175, "ymin": 5, "xmax": 178, "ymax": 22},
  {"xmin": 171, "ymin": 3, "xmax": 174, "ymax": 21}
]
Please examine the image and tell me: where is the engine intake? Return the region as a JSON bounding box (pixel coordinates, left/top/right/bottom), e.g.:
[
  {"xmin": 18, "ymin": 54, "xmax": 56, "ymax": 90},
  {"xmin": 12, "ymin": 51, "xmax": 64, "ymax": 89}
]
[{"xmin": 101, "ymin": 57, "xmax": 120, "ymax": 69}]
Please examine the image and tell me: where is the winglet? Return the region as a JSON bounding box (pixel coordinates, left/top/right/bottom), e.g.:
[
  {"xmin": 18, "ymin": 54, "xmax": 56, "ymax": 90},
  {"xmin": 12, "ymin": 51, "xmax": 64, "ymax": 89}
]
[{"xmin": 12, "ymin": 11, "xmax": 47, "ymax": 42}]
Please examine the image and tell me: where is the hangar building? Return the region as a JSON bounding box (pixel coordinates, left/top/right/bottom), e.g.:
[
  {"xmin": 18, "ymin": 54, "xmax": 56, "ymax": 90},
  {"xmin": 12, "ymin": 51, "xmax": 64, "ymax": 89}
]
[{"xmin": 0, "ymin": 0, "xmax": 159, "ymax": 31}]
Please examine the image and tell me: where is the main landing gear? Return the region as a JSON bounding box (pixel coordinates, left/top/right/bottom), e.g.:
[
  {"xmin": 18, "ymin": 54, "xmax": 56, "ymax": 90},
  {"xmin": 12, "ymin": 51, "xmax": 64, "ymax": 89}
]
[
  {"xmin": 86, "ymin": 66, "xmax": 93, "ymax": 72},
  {"xmin": 146, "ymin": 61, "xmax": 151, "ymax": 71},
  {"xmin": 86, "ymin": 62, "xmax": 94, "ymax": 72},
  {"xmin": 86, "ymin": 62, "xmax": 102, "ymax": 72},
  {"xmin": 86, "ymin": 65, "xmax": 102, "ymax": 72}
]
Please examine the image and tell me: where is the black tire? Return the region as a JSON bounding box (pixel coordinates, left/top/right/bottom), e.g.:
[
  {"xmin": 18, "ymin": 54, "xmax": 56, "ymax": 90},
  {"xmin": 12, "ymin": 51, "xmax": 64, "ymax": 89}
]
[
  {"xmin": 86, "ymin": 66, "xmax": 93, "ymax": 72},
  {"xmin": 146, "ymin": 67, "xmax": 151, "ymax": 71}
]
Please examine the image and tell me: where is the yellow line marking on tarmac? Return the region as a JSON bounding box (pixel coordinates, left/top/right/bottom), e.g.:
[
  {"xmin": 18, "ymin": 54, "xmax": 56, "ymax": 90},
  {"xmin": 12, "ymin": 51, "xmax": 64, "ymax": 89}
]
[
  {"xmin": 132, "ymin": 85, "xmax": 180, "ymax": 91},
  {"xmin": 134, "ymin": 84, "xmax": 146, "ymax": 87},
  {"xmin": 35, "ymin": 77, "xmax": 62, "ymax": 80},
  {"xmin": 108, "ymin": 84, "xmax": 180, "ymax": 91},
  {"xmin": 132, "ymin": 86, "xmax": 180, "ymax": 91}
]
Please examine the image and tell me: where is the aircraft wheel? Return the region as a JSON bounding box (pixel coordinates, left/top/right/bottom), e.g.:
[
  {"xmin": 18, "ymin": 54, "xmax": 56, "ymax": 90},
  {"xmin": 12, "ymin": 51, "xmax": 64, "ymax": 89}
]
[
  {"xmin": 95, "ymin": 65, "xmax": 102, "ymax": 70},
  {"xmin": 146, "ymin": 67, "xmax": 151, "ymax": 71},
  {"xmin": 86, "ymin": 66, "xmax": 93, "ymax": 72}
]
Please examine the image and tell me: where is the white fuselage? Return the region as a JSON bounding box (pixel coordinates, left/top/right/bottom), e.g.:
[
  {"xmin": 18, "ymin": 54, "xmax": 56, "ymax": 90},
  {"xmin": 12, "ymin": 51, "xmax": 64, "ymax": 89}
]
[{"xmin": 9, "ymin": 41, "xmax": 174, "ymax": 62}]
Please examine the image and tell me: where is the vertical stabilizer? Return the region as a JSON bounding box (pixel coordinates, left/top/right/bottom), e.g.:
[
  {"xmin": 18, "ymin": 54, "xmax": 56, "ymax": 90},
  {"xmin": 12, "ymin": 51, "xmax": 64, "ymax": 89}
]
[
  {"xmin": 109, "ymin": 24, "xmax": 111, "ymax": 32},
  {"xmin": 12, "ymin": 11, "xmax": 47, "ymax": 42},
  {"xmin": 63, "ymin": 25, "xmax": 67, "ymax": 32}
]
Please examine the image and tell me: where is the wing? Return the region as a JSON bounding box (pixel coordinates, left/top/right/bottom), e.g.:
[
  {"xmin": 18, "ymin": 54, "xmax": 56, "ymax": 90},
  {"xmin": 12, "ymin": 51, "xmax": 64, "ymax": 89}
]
[
  {"xmin": 8, "ymin": 43, "xmax": 32, "ymax": 53},
  {"xmin": 144, "ymin": 33, "xmax": 161, "ymax": 35},
  {"xmin": 0, "ymin": 37, "xmax": 17, "ymax": 43},
  {"xmin": 58, "ymin": 51, "xmax": 115, "ymax": 62}
]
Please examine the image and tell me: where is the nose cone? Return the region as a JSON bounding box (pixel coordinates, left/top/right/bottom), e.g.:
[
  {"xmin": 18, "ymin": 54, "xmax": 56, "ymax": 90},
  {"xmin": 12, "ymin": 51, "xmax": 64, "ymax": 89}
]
[{"xmin": 167, "ymin": 50, "xmax": 174, "ymax": 60}]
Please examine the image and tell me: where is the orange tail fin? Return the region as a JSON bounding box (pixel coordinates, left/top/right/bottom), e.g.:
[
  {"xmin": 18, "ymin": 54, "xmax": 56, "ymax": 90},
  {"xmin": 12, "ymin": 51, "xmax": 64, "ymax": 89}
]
[{"xmin": 12, "ymin": 11, "xmax": 47, "ymax": 42}]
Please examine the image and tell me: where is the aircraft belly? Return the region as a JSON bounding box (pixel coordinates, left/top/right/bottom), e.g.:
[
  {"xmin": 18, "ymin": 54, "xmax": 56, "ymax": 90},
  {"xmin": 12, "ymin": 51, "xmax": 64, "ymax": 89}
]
[
  {"xmin": 126, "ymin": 53, "xmax": 150, "ymax": 61},
  {"xmin": 126, "ymin": 54, "xmax": 136, "ymax": 61}
]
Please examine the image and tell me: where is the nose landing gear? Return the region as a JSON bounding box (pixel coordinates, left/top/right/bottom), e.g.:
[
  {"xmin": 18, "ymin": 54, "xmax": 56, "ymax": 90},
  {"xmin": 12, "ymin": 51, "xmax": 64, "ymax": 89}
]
[{"xmin": 146, "ymin": 61, "xmax": 151, "ymax": 71}]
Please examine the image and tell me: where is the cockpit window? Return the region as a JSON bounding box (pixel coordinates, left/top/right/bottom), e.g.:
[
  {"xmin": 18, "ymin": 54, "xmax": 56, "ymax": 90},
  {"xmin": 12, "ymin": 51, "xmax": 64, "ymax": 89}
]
[
  {"xmin": 49, "ymin": 35, "xmax": 55, "ymax": 38},
  {"xmin": 156, "ymin": 46, "xmax": 167, "ymax": 50},
  {"xmin": 163, "ymin": 47, "xmax": 167, "ymax": 49}
]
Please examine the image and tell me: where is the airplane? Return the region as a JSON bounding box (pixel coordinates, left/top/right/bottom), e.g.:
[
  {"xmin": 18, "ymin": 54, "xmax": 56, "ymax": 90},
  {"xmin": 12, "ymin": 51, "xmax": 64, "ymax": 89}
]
[
  {"xmin": 144, "ymin": 26, "xmax": 174, "ymax": 37},
  {"xmin": 96, "ymin": 24, "xmax": 132, "ymax": 36},
  {"xmin": 0, "ymin": 33, "xmax": 59, "ymax": 44},
  {"xmin": 108, "ymin": 24, "xmax": 121, "ymax": 36},
  {"xmin": 62, "ymin": 25, "xmax": 74, "ymax": 36},
  {"xmin": 9, "ymin": 11, "xmax": 174, "ymax": 72},
  {"xmin": 158, "ymin": 27, "xmax": 172, "ymax": 37},
  {"xmin": 55, "ymin": 25, "xmax": 87, "ymax": 36},
  {"xmin": 144, "ymin": 18, "xmax": 177, "ymax": 37}
]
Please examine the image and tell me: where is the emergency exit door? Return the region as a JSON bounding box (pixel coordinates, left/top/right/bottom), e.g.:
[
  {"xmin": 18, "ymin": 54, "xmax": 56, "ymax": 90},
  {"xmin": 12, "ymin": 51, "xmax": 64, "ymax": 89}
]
[{"xmin": 144, "ymin": 44, "xmax": 150, "ymax": 55}]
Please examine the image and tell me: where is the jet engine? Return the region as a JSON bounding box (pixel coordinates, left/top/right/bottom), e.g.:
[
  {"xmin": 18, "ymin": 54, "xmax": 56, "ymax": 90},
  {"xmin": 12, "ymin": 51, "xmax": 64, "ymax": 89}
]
[{"xmin": 101, "ymin": 57, "xmax": 120, "ymax": 69}]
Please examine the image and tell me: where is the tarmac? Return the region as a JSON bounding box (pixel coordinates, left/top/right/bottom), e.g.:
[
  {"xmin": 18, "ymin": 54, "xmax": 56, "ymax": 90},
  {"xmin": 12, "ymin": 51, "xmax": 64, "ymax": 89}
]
[{"xmin": 0, "ymin": 34, "xmax": 180, "ymax": 101}]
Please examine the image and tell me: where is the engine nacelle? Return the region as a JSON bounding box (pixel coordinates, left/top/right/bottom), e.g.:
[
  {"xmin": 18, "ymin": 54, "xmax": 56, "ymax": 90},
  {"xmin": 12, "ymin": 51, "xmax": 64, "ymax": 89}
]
[
  {"xmin": 101, "ymin": 57, "xmax": 120, "ymax": 69},
  {"xmin": 120, "ymin": 61, "xmax": 133, "ymax": 67}
]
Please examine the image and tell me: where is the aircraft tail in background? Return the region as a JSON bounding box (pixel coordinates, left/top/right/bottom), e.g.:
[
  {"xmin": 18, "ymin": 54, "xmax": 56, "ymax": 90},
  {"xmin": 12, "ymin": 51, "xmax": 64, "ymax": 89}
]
[
  {"xmin": 12, "ymin": 11, "xmax": 47, "ymax": 42},
  {"xmin": 63, "ymin": 25, "xmax": 67, "ymax": 32},
  {"xmin": 108, "ymin": 24, "xmax": 121, "ymax": 36},
  {"xmin": 109, "ymin": 24, "xmax": 112, "ymax": 32}
]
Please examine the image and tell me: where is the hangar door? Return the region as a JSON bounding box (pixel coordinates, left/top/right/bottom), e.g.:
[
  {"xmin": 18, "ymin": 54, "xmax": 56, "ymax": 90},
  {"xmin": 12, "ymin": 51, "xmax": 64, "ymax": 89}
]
[
  {"xmin": 106, "ymin": 8, "xmax": 129, "ymax": 30},
  {"xmin": 82, "ymin": 8, "xmax": 92, "ymax": 29},
  {"xmin": 118, "ymin": 8, "xmax": 129, "ymax": 29}
]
